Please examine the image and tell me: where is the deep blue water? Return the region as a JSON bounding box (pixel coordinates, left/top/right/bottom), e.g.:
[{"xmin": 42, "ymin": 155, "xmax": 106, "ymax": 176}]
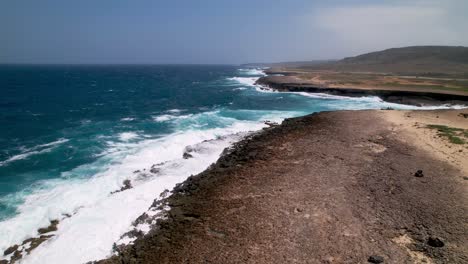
[
  {"xmin": 0, "ymin": 65, "xmax": 230, "ymax": 213},
  {"xmin": 0, "ymin": 65, "xmax": 420, "ymax": 261}
]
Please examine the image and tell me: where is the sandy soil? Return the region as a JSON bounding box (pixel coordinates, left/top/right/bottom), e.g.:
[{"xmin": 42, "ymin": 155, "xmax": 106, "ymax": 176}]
[
  {"xmin": 382, "ymin": 109, "xmax": 468, "ymax": 178},
  {"xmin": 98, "ymin": 110, "xmax": 468, "ymax": 264}
]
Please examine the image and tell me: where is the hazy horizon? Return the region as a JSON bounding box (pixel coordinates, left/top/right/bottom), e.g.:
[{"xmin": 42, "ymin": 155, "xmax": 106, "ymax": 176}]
[{"xmin": 2, "ymin": 0, "xmax": 468, "ymax": 64}]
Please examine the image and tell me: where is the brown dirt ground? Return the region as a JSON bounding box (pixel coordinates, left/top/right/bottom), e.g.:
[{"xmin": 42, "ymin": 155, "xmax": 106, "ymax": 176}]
[{"xmin": 100, "ymin": 110, "xmax": 467, "ymax": 264}]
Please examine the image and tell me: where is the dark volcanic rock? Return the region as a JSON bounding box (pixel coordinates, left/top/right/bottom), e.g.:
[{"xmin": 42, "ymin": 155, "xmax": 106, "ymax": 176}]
[
  {"xmin": 183, "ymin": 152, "xmax": 193, "ymax": 159},
  {"xmin": 264, "ymin": 120, "xmax": 279, "ymax": 127},
  {"xmin": 414, "ymin": 170, "xmax": 424, "ymax": 177},
  {"xmin": 111, "ymin": 179, "xmax": 133, "ymax": 194},
  {"xmin": 24, "ymin": 235, "xmax": 54, "ymax": 253},
  {"xmin": 150, "ymin": 166, "xmax": 161, "ymax": 174},
  {"xmin": 38, "ymin": 219, "xmax": 59, "ymax": 234},
  {"xmin": 3, "ymin": 244, "xmax": 19, "ymax": 255},
  {"xmin": 3, "ymin": 234, "xmax": 55, "ymax": 263},
  {"xmin": 122, "ymin": 180, "xmax": 132, "ymax": 190},
  {"xmin": 368, "ymin": 255, "xmax": 384, "ymax": 263},
  {"xmin": 427, "ymin": 237, "xmax": 445, "ymax": 247}
]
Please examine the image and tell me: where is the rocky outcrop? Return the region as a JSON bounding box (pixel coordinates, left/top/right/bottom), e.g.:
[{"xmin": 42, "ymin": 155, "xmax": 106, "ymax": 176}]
[
  {"xmin": 256, "ymin": 76, "xmax": 468, "ymax": 106},
  {"xmin": 95, "ymin": 110, "xmax": 468, "ymax": 263}
]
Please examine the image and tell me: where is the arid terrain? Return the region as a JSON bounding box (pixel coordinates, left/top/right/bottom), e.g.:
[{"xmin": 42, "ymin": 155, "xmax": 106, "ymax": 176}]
[
  {"xmin": 99, "ymin": 109, "xmax": 468, "ymax": 264},
  {"xmin": 261, "ymin": 71, "xmax": 468, "ymax": 95},
  {"xmin": 255, "ymin": 46, "xmax": 468, "ymax": 105}
]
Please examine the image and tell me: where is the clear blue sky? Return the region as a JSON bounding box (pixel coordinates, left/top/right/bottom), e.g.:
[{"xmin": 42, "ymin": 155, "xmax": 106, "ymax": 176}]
[{"xmin": 1, "ymin": 0, "xmax": 467, "ymax": 64}]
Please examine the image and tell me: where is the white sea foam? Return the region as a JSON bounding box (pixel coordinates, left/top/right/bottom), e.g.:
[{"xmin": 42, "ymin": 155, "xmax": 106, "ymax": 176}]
[
  {"xmin": 152, "ymin": 113, "xmax": 192, "ymax": 122},
  {"xmin": 290, "ymin": 92, "xmax": 467, "ymax": 110},
  {"xmin": 238, "ymin": 68, "xmax": 266, "ymax": 76},
  {"xmin": 0, "ymin": 139, "xmax": 69, "ymax": 167},
  {"xmin": 118, "ymin": 132, "xmax": 140, "ymax": 142},
  {"xmin": 0, "ymin": 110, "xmax": 290, "ymax": 264},
  {"xmin": 227, "ymin": 77, "xmax": 259, "ymax": 87},
  {"xmin": 233, "ymin": 87, "xmax": 247, "ymax": 91},
  {"xmin": 152, "ymin": 114, "xmax": 175, "ymax": 122},
  {"xmin": 153, "ymin": 114, "xmax": 177, "ymax": 122},
  {"xmin": 166, "ymin": 109, "xmax": 184, "ymax": 113},
  {"xmin": 31, "ymin": 138, "xmax": 69, "ymax": 150},
  {"xmin": 120, "ymin": 117, "xmax": 135, "ymax": 121}
]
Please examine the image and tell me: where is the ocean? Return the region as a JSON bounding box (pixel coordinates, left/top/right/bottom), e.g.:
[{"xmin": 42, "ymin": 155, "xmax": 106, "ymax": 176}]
[{"xmin": 0, "ymin": 65, "xmax": 455, "ymax": 263}]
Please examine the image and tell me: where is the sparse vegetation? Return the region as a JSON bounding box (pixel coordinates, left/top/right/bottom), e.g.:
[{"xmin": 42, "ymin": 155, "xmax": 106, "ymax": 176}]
[{"xmin": 427, "ymin": 124, "xmax": 467, "ymax": 144}]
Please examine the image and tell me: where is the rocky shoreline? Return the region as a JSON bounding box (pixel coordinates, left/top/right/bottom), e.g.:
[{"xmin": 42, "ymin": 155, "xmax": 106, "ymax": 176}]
[
  {"xmin": 96, "ymin": 109, "xmax": 468, "ymax": 263},
  {"xmin": 256, "ymin": 76, "xmax": 468, "ymax": 106}
]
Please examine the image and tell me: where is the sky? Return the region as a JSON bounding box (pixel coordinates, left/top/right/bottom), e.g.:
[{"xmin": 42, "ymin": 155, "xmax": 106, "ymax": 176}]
[{"xmin": 1, "ymin": 0, "xmax": 467, "ymax": 64}]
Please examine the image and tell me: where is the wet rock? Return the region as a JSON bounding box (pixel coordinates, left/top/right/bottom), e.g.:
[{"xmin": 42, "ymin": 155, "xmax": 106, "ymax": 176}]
[
  {"xmin": 111, "ymin": 180, "xmax": 133, "ymax": 194},
  {"xmin": 368, "ymin": 255, "xmax": 384, "ymax": 263},
  {"xmin": 124, "ymin": 229, "xmax": 145, "ymax": 239},
  {"xmin": 182, "ymin": 145, "xmax": 197, "ymax": 159},
  {"xmin": 264, "ymin": 120, "xmax": 279, "ymax": 127},
  {"xmin": 427, "ymin": 237, "xmax": 444, "ymax": 247},
  {"xmin": 150, "ymin": 166, "xmax": 160, "ymax": 174},
  {"xmin": 10, "ymin": 251, "xmax": 23, "ymax": 263},
  {"xmin": 112, "ymin": 242, "xmax": 127, "ymax": 255},
  {"xmin": 183, "ymin": 152, "xmax": 193, "ymax": 159},
  {"xmin": 133, "ymin": 213, "xmax": 150, "ymax": 226},
  {"xmin": 414, "ymin": 170, "xmax": 424, "ymax": 177},
  {"xmin": 3, "ymin": 234, "xmax": 56, "ymax": 263},
  {"xmin": 24, "ymin": 235, "xmax": 54, "ymax": 254},
  {"xmin": 0, "ymin": 259, "xmax": 8, "ymax": 264},
  {"xmin": 122, "ymin": 180, "xmax": 132, "ymax": 190},
  {"xmin": 38, "ymin": 219, "xmax": 59, "ymax": 234},
  {"xmin": 4, "ymin": 244, "xmax": 19, "ymax": 255}
]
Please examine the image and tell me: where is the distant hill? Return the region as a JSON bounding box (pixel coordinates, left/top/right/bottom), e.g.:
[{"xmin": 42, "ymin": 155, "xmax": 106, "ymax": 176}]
[
  {"xmin": 341, "ymin": 46, "xmax": 468, "ymax": 65},
  {"xmin": 241, "ymin": 60, "xmax": 334, "ymax": 68},
  {"xmin": 266, "ymin": 46, "xmax": 468, "ymax": 77}
]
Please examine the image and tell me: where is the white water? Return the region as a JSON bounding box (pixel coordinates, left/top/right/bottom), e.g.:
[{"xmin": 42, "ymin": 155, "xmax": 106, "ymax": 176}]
[
  {"xmin": 250, "ymin": 78, "xmax": 467, "ymax": 110},
  {"xmin": 0, "ymin": 139, "xmax": 69, "ymax": 167},
  {"xmin": 118, "ymin": 132, "xmax": 140, "ymax": 142},
  {"xmin": 238, "ymin": 68, "xmax": 267, "ymax": 76},
  {"xmin": 0, "ymin": 109, "xmax": 292, "ymax": 263},
  {"xmin": 227, "ymin": 76, "xmax": 259, "ymax": 86}
]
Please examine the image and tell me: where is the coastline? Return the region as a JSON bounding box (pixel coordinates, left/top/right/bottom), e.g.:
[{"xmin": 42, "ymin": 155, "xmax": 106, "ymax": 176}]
[
  {"xmin": 97, "ymin": 108, "xmax": 468, "ymax": 263},
  {"xmin": 256, "ymin": 75, "xmax": 468, "ymax": 106},
  {"xmin": 3, "ymin": 67, "xmax": 467, "ymax": 264}
]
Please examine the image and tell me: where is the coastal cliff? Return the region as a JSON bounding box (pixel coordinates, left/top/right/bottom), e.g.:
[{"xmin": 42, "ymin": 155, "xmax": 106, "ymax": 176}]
[
  {"xmin": 98, "ymin": 109, "xmax": 468, "ymax": 264},
  {"xmin": 256, "ymin": 75, "xmax": 468, "ymax": 106}
]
